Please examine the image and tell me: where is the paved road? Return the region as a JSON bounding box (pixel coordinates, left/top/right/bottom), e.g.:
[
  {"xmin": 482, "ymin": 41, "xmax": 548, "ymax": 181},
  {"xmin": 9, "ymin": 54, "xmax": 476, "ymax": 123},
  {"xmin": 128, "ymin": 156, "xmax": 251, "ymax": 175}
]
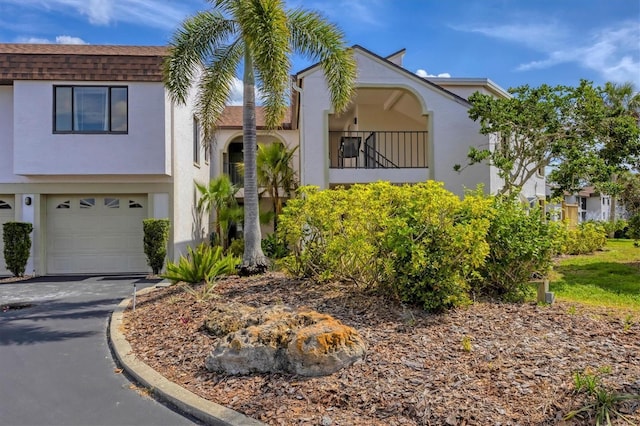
[{"xmin": 0, "ymin": 275, "xmax": 197, "ymax": 426}]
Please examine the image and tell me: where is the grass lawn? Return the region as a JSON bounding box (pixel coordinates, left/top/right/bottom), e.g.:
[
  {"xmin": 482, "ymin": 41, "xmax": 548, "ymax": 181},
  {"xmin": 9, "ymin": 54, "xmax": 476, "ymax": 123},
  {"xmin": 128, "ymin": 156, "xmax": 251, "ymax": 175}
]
[{"xmin": 550, "ymin": 239, "xmax": 640, "ymax": 313}]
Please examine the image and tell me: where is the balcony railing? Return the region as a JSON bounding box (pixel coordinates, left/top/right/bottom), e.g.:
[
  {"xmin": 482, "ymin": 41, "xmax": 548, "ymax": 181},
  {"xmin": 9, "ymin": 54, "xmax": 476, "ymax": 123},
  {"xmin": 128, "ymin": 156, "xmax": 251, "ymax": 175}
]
[{"xmin": 329, "ymin": 131, "xmax": 428, "ymax": 169}]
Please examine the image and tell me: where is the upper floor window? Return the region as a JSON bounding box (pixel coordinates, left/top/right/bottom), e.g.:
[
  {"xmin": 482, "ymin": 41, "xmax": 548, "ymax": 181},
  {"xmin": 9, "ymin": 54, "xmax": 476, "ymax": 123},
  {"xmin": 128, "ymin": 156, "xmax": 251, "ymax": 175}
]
[
  {"xmin": 193, "ymin": 116, "xmax": 201, "ymax": 165},
  {"xmin": 54, "ymin": 86, "xmax": 128, "ymax": 133}
]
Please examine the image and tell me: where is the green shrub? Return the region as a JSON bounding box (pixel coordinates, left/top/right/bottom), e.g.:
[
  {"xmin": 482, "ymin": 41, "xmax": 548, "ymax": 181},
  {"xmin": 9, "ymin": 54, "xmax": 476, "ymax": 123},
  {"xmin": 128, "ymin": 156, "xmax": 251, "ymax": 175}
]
[
  {"xmin": 279, "ymin": 182, "xmax": 492, "ymax": 311},
  {"xmin": 474, "ymin": 198, "xmax": 554, "ymax": 302},
  {"xmin": 162, "ymin": 243, "xmax": 240, "ymax": 284},
  {"xmin": 2, "ymin": 222, "xmax": 33, "ymax": 277},
  {"xmin": 143, "ymin": 219, "xmax": 170, "ymax": 274},
  {"xmin": 261, "ymin": 233, "xmax": 289, "ymax": 259},
  {"xmin": 383, "ymin": 183, "xmax": 492, "ymax": 311},
  {"xmin": 227, "ymin": 238, "xmax": 244, "ymax": 258},
  {"xmin": 563, "ymin": 222, "xmax": 607, "ymax": 255}
]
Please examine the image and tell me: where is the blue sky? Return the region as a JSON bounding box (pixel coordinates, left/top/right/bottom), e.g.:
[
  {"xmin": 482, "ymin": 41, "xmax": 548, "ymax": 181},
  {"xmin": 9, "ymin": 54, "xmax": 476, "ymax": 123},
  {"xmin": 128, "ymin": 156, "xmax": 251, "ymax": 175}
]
[{"xmin": 0, "ymin": 0, "xmax": 638, "ymax": 92}]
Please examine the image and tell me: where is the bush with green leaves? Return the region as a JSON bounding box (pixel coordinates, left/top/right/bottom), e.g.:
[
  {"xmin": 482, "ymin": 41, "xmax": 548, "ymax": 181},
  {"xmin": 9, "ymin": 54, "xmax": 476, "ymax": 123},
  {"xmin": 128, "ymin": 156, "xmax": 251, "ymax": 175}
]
[
  {"xmin": 563, "ymin": 222, "xmax": 608, "ymax": 255},
  {"xmin": 473, "ymin": 197, "xmax": 554, "ymax": 302},
  {"xmin": 162, "ymin": 244, "xmax": 240, "ymax": 284},
  {"xmin": 279, "ymin": 182, "xmax": 492, "ymax": 311},
  {"xmin": 628, "ymin": 213, "xmax": 640, "ymax": 246},
  {"xmin": 226, "ymin": 238, "xmax": 244, "ymax": 258},
  {"xmin": 143, "ymin": 219, "xmax": 170, "ymax": 274},
  {"xmin": 2, "ymin": 222, "xmax": 33, "ymax": 277},
  {"xmin": 261, "ymin": 233, "xmax": 289, "ymax": 259}
]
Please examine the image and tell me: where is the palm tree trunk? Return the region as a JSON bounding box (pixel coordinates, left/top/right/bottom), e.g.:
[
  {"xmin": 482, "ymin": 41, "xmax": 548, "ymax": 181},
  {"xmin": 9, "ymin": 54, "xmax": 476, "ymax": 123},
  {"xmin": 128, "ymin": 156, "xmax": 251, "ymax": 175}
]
[{"xmin": 239, "ymin": 50, "xmax": 268, "ymax": 275}]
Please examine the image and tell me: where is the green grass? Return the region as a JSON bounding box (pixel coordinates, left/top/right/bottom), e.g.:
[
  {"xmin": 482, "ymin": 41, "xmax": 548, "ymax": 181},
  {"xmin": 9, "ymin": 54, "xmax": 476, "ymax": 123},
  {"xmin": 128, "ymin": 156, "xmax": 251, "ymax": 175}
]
[{"xmin": 550, "ymin": 239, "xmax": 640, "ymax": 312}]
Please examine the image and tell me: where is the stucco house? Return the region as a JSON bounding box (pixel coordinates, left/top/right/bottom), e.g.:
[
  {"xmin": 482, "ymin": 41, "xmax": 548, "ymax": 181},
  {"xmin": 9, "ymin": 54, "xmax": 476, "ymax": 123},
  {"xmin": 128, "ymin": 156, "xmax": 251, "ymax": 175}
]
[
  {"xmin": 0, "ymin": 44, "xmax": 209, "ymax": 276},
  {"xmin": 1, "ymin": 43, "xmax": 545, "ymax": 276},
  {"xmin": 212, "ymin": 45, "xmax": 545, "ymax": 211}
]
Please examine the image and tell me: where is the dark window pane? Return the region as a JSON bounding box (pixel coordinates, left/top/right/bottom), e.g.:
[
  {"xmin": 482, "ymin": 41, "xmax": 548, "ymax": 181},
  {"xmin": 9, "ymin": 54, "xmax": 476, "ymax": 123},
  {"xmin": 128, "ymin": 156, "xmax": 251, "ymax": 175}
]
[
  {"xmin": 55, "ymin": 87, "xmax": 72, "ymax": 131},
  {"xmin": 110, "ymin": 87, "xmax": 128, "ymax": 132}
]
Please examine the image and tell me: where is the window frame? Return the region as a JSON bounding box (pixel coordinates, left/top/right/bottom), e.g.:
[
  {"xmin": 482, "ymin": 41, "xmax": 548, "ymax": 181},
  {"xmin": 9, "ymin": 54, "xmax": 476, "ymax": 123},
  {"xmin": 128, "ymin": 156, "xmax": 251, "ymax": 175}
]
[
  {"xmin": 193, "ymin": 116, "xmax": 201, "ymax": 166},
  {"xmin": 53, "ymin": 85, "xmax": 129, "ymax": 134}
]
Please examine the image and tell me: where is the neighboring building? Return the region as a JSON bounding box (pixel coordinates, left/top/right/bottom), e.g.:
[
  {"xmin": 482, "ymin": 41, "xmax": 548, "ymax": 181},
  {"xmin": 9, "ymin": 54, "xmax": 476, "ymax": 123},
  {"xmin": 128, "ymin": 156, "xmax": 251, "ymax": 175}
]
[
  {"xmin": 213, "ymin": 45, "xmax": 545, "ymax": 204},
  {"xmin": 0, "ymin": 44, "xmax": 209, "ymax": 276}
]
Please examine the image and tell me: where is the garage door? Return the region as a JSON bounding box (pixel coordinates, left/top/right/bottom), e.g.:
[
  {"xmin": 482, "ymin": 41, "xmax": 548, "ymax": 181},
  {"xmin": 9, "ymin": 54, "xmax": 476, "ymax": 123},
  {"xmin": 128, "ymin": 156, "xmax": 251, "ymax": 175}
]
[
  {"xmin": 47, "ymin": 195, "xmax": 149, "ymax": 274},
  {"xmin": 0, "ymin": 196, "xmax": 15, "ymax": 276}
]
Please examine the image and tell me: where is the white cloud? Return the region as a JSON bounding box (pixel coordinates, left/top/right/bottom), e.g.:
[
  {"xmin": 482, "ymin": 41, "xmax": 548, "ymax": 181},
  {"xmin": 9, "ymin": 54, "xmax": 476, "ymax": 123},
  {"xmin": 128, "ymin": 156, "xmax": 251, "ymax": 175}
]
[
  {"xmin": 15, "ymin": 35, "xmax": 87, "ymax": 44},
  {"xmin": 16, "ymin": 36, "xmax": 51, "ymax": 44},
  {"xmin": 456, "ymin": 20, "xmax": 640, "ymax": 85},
  {"xmin": 55, "ymin": 35, "xmax": 87, "ymax": 44},
  {"xmin": 416, "ymin": 69, "xmax": 451, "ymax": 78},
  {"xmin": 226, "ymin": 77, "xmax": 266, "ymax": 106},
  {"xmin": 1, "ymin": 0, "xmax": 193, "ymax": 29}
]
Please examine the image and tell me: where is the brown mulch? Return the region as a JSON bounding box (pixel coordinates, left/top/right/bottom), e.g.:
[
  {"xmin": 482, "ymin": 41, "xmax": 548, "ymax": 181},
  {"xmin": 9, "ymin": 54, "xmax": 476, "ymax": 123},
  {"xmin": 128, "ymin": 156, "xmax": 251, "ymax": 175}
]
[{"xmin": 123, "ymin": 273, "xmax": 640, "ymax": 425}]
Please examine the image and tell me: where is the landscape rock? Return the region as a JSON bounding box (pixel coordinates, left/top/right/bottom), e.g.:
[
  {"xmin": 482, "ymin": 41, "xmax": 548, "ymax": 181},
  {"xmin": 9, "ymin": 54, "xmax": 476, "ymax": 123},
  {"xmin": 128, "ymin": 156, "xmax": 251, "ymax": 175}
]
[{"xmin": 205, "ymin": 304, "xmax": 366, "ymax": 376}]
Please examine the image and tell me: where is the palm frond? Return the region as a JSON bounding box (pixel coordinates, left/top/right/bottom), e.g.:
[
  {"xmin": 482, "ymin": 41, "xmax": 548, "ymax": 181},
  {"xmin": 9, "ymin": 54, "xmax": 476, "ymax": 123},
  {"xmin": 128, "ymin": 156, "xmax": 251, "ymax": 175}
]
[
  {"xmin": 197, "ymin": 40, "xmax": 244, "ymax": 140},
  {"xmin": 163, "ymin": 10, "xmax": 236, "ymax": 105},
  {"xmin": 287, "ymin": 8, "xmax": 356, "ymax": 113},
  {"xmin": 240, "ymin": 0, "xmax": 291, "ymax": 130}
]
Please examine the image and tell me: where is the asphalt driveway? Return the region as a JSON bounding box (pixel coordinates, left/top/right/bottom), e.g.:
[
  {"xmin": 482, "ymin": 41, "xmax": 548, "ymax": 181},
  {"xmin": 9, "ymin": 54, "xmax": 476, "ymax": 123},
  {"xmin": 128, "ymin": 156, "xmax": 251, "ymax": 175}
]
[{"xmin": 0, "ymin": 275, "xmax": 197, "ymax": 426}]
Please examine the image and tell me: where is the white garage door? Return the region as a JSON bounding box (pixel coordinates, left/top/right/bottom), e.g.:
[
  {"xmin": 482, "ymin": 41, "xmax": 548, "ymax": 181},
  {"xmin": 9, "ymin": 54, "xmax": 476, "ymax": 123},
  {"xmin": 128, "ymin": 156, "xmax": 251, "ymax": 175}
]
[
  {"xmin": 47, "ymin": 195, "xmax": 149, "ymax": 274},
  {"xmin": 0, "ymin": 196, "xmax": 15, "ymax": 276}
]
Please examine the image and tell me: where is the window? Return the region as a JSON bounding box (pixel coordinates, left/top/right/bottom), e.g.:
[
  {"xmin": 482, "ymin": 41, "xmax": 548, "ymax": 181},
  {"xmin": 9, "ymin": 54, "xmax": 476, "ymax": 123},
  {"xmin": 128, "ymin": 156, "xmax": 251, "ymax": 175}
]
[
  {"xmin": 0, "ymin": 200, "xmax": 12, "ymax": 209},
  {"xmin": 79, "ymin": 198, "xmax": 95, "ymax": 209},
  {"xmin": 54, "ymin": 86, "xmax": 128, "ymax": 133},
  {"xmin": 104, "ymin": 198, "xmax": 120, "ymax": 208},
  {"xmin": 193, "ymin": 116, "xmax": 201, "ymax": 165}
]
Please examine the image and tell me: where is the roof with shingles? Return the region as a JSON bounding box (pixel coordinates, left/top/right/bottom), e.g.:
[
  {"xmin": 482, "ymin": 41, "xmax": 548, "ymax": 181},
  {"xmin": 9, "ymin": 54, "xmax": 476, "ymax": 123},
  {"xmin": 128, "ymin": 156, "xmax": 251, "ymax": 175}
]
[
  {"xmin": 0, "ymin": 44, "xmax": 168, "ymax": 83},
  {"xmin": 218, "ymin": 106, "xmax": 292, "ymax": 129}
]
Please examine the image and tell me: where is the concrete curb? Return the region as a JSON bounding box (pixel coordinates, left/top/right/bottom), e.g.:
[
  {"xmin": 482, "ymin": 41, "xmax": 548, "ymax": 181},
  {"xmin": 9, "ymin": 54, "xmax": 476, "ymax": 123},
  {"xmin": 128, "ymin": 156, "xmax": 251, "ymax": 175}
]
[{"xmin": 108, "ymin": 286, "xmax": 265, "ymax": 426}]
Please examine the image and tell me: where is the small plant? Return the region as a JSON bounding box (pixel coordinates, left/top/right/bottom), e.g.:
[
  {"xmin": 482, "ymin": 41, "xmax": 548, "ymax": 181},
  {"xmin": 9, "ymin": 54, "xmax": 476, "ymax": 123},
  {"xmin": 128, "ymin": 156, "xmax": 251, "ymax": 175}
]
[
  {"xmin": 567, "ymin": 305, "xmax": 577, "ymax": 315},
  {"xmin": 143, "ymin": 219, "xmax": 170, "ymax": 274},
  {"xmin": 162, "ymin": 244, "xmax": 239, "ymax": 284},
  {"xmin": 227, "ymin": 238, "xmax": 244, "ymax": 258},
  {"xmin": 261, "ymin": 233, "xmax": 289, "ymax": 259},
  {"xmin": 565, "ymin": 368, "xmax": 640, "ymax": 425},
  {"xmin": 2, "ymin": 222, "xmax": 33, "ymax": 277},
  {"xmin": 623, "ymin": 314, "xmax": 634, "ymax": 332},
  {"xmin": 178, "ymin": 281, "xmax": 220, "ymax": 302},
  {"xmin": 461, "ymin": 336, "xmax": 473, "ymax": 352}
]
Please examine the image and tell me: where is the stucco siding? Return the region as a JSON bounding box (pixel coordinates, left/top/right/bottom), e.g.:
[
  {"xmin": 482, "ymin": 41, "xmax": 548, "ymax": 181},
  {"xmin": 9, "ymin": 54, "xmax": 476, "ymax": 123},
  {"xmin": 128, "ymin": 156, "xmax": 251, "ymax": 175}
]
[{"xmin": 13, "ymin": 81, "xmax": 170, "ymax": 176}]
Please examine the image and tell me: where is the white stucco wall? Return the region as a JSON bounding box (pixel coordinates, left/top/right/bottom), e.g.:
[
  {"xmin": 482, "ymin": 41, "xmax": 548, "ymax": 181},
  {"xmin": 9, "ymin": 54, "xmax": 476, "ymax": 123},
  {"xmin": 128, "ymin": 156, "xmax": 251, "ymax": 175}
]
[
  {"xmin": 170, "ymin": 93, "xmax": 210, "ymax": 259},
  {"xmin": 0, "ymin": 86, "xmax": 16, "ymax": 182},
  {"xmin": 299, "ymin": 48, "xmax": 492, "ymax": 197},
  {"xmin": 12, "ymin": 81, "xmax": 170, "ymax": 176}
]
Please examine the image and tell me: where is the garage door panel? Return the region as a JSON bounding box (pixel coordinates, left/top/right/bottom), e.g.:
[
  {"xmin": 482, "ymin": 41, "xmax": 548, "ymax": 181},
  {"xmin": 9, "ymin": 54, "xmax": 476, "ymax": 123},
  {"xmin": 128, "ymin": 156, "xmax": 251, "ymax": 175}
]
[
  {"xmin": 47, "ymin": 195, "xmax": 149, "ymax": 274},
  {"xmin": 0, "ymin": 196, "xmax": 15, "ymax": 276}
]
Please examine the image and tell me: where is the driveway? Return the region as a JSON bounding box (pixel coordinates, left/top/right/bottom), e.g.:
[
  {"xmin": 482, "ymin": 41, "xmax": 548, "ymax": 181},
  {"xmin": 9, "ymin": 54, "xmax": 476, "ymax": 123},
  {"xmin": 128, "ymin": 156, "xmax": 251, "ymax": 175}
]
[{"xmin": 0, "ymin": 275, "xmax": 197, "ymax": 426}]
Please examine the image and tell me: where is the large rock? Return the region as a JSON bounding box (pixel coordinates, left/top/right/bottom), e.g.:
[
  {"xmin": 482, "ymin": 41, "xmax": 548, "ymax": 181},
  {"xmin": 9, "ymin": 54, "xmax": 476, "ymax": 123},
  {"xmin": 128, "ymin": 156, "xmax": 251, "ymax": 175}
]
[{"xmin": 204, "ymin": 305, "xmax": 366, "ymax": 376}]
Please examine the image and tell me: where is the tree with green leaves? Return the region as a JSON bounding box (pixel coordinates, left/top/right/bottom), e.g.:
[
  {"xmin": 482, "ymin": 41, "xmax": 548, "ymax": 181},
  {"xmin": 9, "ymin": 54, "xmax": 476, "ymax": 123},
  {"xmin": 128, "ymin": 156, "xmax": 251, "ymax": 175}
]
[
  {"xmin": 595, "ymin": 82, "xmax": 640, "ymax": 232},
  {"xmin": 163, "ymin": 0, "xmax": 356, "ymax": 275},
  {"xmin": 459, "ymin": 80, "xmax": 604, "ymax": 196},
  {"xmin": 195, "ymin": 175, "xmax": 243, "ymax": 250},
  {"xmin": 240, "ymin": 143, "xmax": 298, "ymax": 232}
]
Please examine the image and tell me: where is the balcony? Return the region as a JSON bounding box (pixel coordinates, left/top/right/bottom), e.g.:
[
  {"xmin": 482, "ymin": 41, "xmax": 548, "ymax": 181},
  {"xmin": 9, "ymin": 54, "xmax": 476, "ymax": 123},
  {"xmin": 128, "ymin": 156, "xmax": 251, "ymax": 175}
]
[
  {"xmin": 328, "ymin": 131, "xmax": 429, "ymax": 185},
  {"xmin": 329, "ymin": 131, "xmax": 428, "ymax": 169}
]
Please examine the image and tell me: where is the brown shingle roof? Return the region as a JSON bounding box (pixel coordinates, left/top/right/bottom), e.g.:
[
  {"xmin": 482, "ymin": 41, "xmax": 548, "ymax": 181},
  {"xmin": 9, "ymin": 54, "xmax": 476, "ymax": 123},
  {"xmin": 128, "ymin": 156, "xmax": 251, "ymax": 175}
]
[
  {"xmin": 218, "ymin": 106, "xmax": 292, "ymax": 129},
  {"xmin": 0, "ymin": 44, "xmax": 168, "ymax": 83}
]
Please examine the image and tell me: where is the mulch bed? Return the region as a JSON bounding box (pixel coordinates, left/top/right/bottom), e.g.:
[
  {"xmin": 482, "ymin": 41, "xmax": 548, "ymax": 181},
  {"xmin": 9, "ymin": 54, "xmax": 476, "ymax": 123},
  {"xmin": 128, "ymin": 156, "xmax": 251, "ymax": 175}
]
[{"xmin": 123, "ymin": 273, "xmax": 640, "ymax": 425}]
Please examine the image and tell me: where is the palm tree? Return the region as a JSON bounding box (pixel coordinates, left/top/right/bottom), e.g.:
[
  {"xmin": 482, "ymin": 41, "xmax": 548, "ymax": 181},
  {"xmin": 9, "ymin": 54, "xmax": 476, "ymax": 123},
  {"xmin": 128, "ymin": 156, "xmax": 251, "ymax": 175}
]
[
  {"xmin": 163, "ymin": 0, "xmax": 356, "ymax": 275},
  {"xmin": 600, "ymin": 82, "xmax": 640, "ymax": 233},
  {"xmin": 195, "ymin": 175, "xmax": 242, "ymax": 250}
]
